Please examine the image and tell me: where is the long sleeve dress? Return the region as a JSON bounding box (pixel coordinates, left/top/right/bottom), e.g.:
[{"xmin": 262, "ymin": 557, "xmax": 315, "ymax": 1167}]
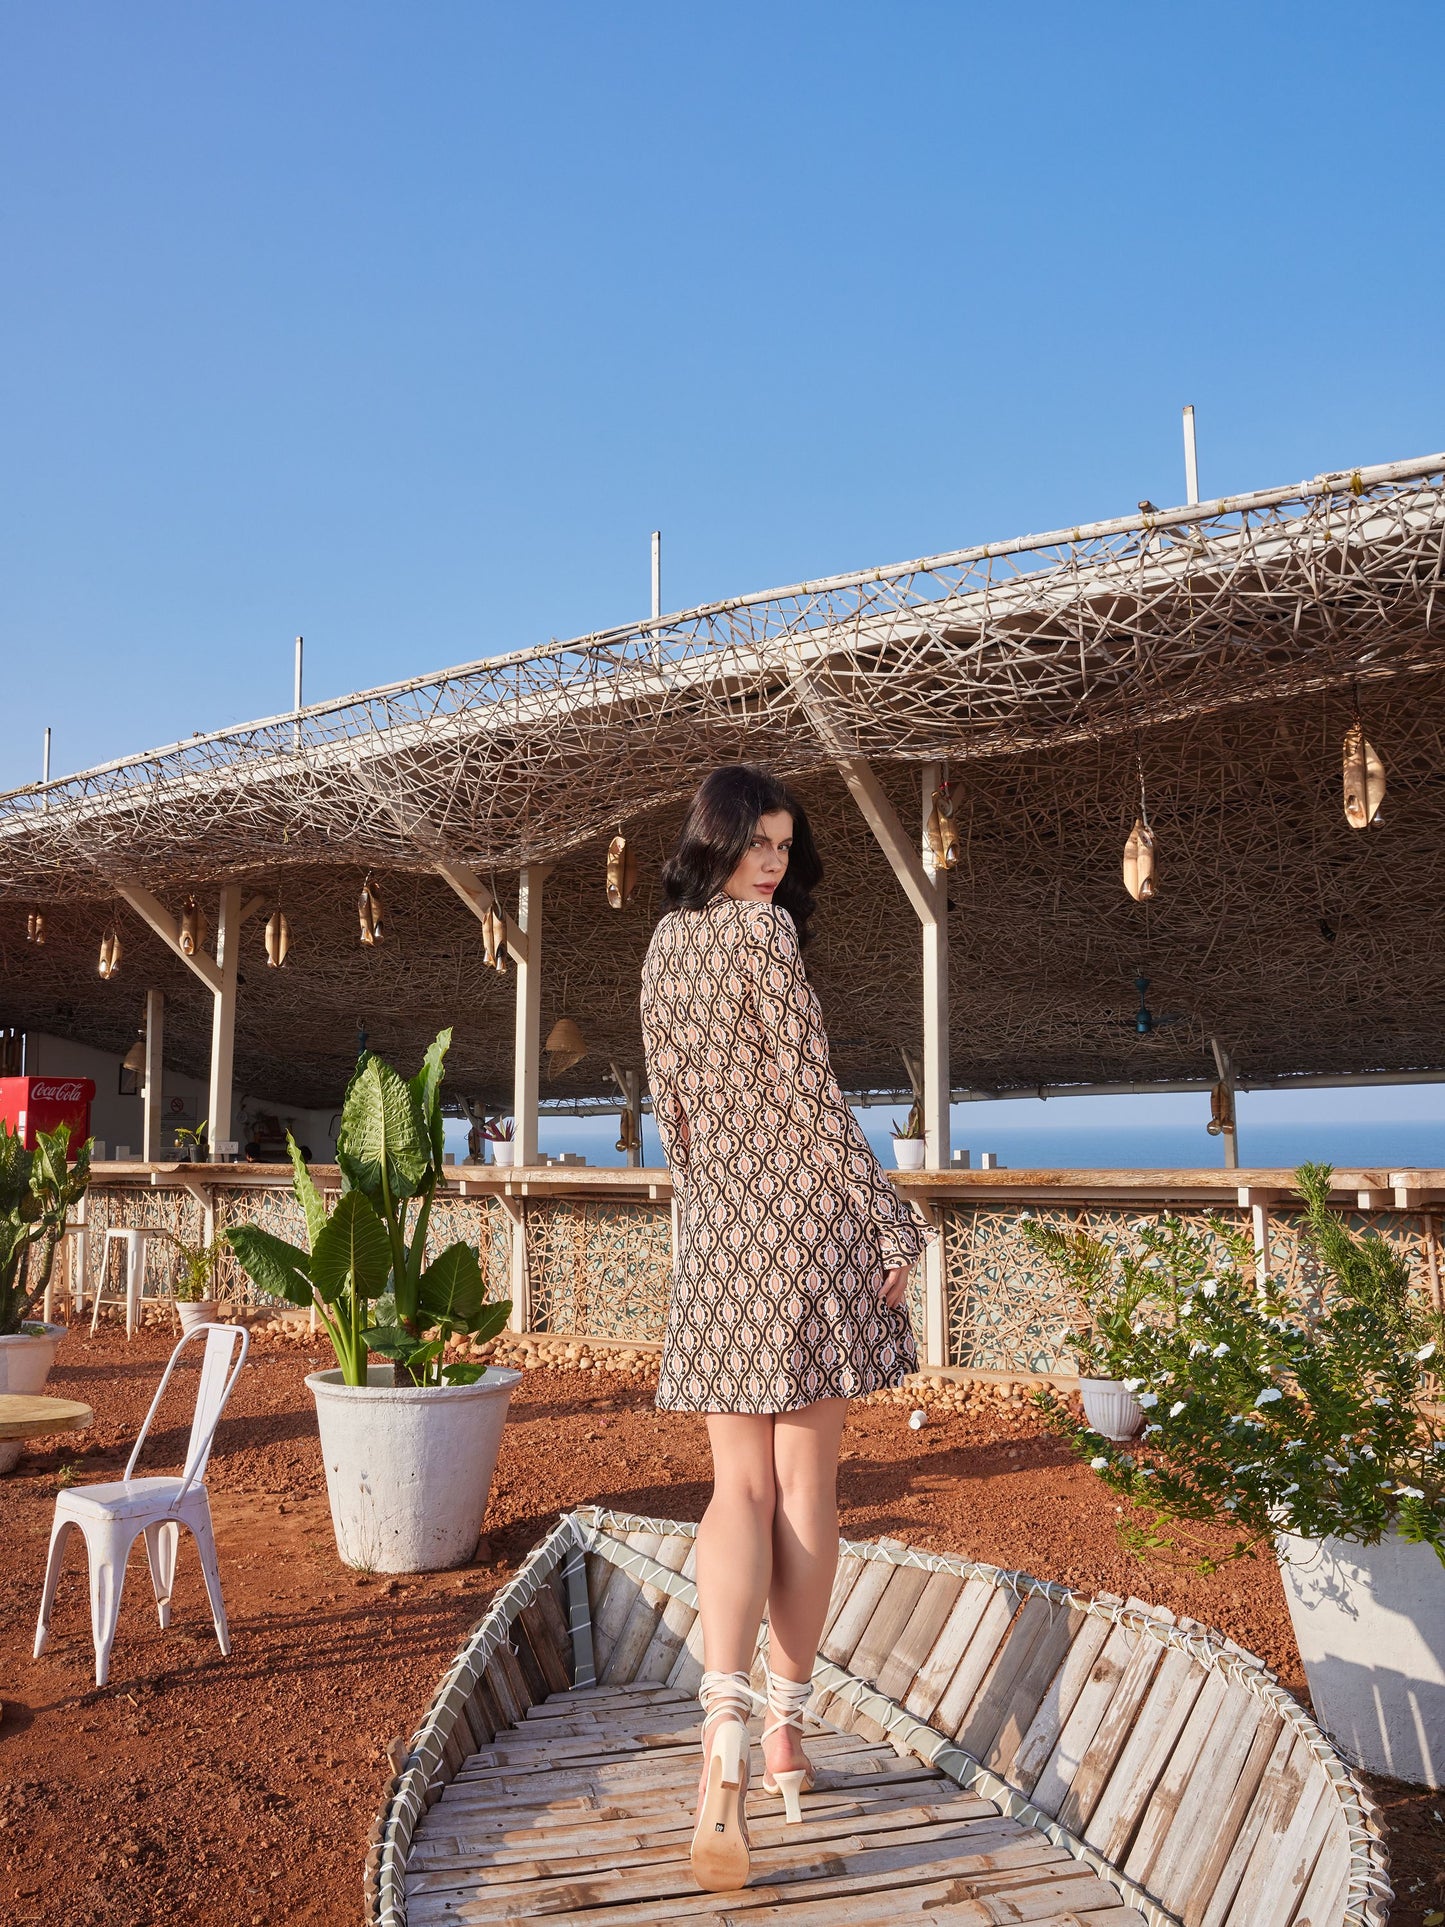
[{"xmin": 640, "ymin": 892, "xmax": 932, "ymax": 1414}]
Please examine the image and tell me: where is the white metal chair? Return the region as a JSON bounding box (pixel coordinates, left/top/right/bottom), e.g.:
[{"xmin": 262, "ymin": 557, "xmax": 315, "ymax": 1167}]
[{"xmin": 33, "ymin": 1322, "xmax": 250, "ymax": 1687}]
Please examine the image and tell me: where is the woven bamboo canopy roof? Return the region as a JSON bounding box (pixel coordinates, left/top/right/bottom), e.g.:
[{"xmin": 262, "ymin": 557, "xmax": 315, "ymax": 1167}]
[{"xmin": 3, "ymin": 452, "xmax": 1443, "ymax": 1112}]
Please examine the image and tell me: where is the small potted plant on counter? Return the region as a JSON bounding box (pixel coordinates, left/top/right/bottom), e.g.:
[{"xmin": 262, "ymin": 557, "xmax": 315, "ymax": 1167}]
[
  {"xmin": 483, "ymin": 1117, "xmax": 516, "ymax": 1167},
  {"xmin": 0, "ymin": 1121, "xmax": 91, "ymax": 1396},
  {"xmin": 890, "ymin": 1100, "xmax": 926, "ymax": 1172},
  {"xmin": 173, "ymin": 1123, "xmax": 208, "ymax": 1164},
  {"xmin": 225, "ymin": 1029, "xmax": 516, "ymax": 1573},
  {"xmin": 1025, "ymin": 1165, "xmax": 1445, "ymax": 1788}
]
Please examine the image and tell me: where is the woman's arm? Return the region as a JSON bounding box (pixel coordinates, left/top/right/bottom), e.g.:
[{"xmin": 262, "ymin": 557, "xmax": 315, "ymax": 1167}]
[{"xmin": 741, "ymin": 903, "xmax": 930, "ymax": 1267}]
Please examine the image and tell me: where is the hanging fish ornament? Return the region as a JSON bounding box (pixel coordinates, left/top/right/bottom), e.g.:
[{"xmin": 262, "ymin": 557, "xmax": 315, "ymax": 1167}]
[
  {"xmin": 606, "ymin": 834, "xmax": 639, "ymax": 908},
  {"xmin": 98, "ymin": 933, "xmax": 112, "ymax": 978},
  {"xmin": 615, "ymin": 1108, "xmax": 641, "ymax": 1156},
  {"xmin": 926, "ymin": 784, "xmax": 961, "ymax": 870},
  {"xmin": 179, "ymin": 896, "xmax": 200, "ymax": 955},
  {"xmin": 358, "ymin": 878, "xmax": 384, "ymax": 946},
  {"xmin": 26, "ymin": 910, "xmax": 45, "ymax": 945},
  {"xmin": 1342, "ymin": 722, "xmax": 1385, "ymax": 829},
  {"xmin": 109, "ymin": 930, "xmax": 122, "ymax": 975},
  {"xmin": 1123, "ymin": 819, "xmax": 1158, "ymax": 901},
  {"xmin": 264, "ymin": 910, "xmax": 291, "ymax": 967}
]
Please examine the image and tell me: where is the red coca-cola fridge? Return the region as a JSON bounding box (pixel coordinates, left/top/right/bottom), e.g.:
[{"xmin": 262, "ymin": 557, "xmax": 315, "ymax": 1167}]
[{"xmin": 0, "ymin": 1077, "xmax": 96, "ymax": 1154}]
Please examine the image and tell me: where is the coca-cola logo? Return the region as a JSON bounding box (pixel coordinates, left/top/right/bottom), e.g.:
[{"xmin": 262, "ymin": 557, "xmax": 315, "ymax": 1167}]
[{"xmin": 30, "ymin": 1081, "xmax": 89, "ymax": 1104}]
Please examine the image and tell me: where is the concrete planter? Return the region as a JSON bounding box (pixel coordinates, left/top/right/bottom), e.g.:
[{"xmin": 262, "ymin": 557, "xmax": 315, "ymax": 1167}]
[
  {"xmin": 176, "ymin": 1300, "xmax": 219, "ymax": 1336},
  {"xmin": 0, "ymin": 1320, "xmax": 67, "ymax": 1395},
  {"xmin": 490, "ymin": 1141, "xmax": 514, "ymax": 1167},
  {"xmin": 306, "ymin": 1364, "xmax": 521, "ymax": 1573},
  {"xmin": 892, "ymin": 1138, "xmax": 926, "ymax": 1171},
  {"xmin": 1277, "ymin": 1528, "xmax": 1445, "ymax": 1788},
  {"xmin": 1078, "ymin": 1377, "xmax": 1147, "ymax": 1443}
]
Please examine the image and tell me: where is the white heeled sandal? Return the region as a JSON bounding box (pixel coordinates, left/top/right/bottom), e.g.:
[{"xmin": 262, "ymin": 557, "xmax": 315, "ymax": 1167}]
[
  {"xmin": 759, "ymin": 1667, "xmax": 816, "ymax": 1824},
  {"xmin": 691, "ymin": 1669, "xmax": 753, "ymax": 1891}
]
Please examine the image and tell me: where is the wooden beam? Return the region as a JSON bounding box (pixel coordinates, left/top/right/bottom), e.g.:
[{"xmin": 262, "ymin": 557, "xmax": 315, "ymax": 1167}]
[
  {"xmin": 142, "ymin": 988, "xmax": 164, "ymax": 1164},
  {"xmin": 835, "ymin": 756, "xmax": 937, "ymax": 926},
  {"xmin": 115, "ymin": 882, "xmax": 222, "ymax": 993},
  {"xmin": 433, "ymin": 860, "xmax": 529, "ymax": 966},
  {"xmin": 509, "ymin": 863, "xmax": 550, "ymax": 1330},
  {"xmin": 208, "ymin": 884, "xmax": 241, "ymax": 1159}
]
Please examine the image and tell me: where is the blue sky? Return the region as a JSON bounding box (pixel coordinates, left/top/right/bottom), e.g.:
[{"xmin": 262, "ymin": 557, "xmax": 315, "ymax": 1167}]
[{"xmin": 5, "ymin": 3, "xmax": 1444, "ymax": 1165}]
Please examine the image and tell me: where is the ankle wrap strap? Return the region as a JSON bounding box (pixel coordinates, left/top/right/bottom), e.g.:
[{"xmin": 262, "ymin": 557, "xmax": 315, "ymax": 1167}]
[
  {"xmin": 699, "ymin": 1669, "xmax": 755, "ymax": 1731},
  {"xmin": 761, "ymin": 1666, "xmax": 815, "ymax": 1742}
]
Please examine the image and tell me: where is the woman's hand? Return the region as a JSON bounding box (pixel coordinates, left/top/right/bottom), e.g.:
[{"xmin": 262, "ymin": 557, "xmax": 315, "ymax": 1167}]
[{"xmin": 879, "ymin": 1263, "xmax": 912, "ymax": 1311}]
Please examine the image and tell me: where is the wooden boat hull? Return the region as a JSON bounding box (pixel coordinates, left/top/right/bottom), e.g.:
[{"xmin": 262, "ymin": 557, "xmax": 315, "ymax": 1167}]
[{"xmin": 366, "ymin": 1508, "xmax": 1391, "ymax": 1927}]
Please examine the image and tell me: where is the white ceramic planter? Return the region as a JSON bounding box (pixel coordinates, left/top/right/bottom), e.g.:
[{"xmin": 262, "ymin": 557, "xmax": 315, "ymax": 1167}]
[
  {"xmin": 1078, "ymin": 1377, "xmax": 1147, "ymax": 1443},
  {"xmin": 491, "ymin": 1141, "xmax": 514, "ymax": 1167},
  {"xmin": 892, "ymin": 1138, "xmax": 926, "ymax": 1171},
  {"xmin": 1277, "ymin": 1528, "xmax": 1445, "ymax": 1788},
  {"xmin": 0, "ymin": 1321, "xmax": 67, "ymax": 1395},
  {"xmin": 176, "ymin": 1300, "xmax": 219, "ymax": 1335},
  {"xmin": 306, "ymin": 1364, "xmax": 521, "ymax": 1573}
]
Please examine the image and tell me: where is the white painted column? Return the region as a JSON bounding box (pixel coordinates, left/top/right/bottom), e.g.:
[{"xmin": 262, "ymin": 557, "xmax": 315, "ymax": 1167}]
[
  {"xmin": 921, "ymin": 766, "xmax": 950, "ymax": 1369},
  {"xmin": 142, "ymin": 988, "xmax": 164, "ymax": 1163},
  {"xmin": 208, "ymin": 884, "xmax": 241, "ymax": 1160},
  {"xmin": 920, "ymin": 765, "xmax": 951, "ymax": 1171},
  {"xmin": 508, "ymin": 864, "xmax": 550, "ymax": 1333}
]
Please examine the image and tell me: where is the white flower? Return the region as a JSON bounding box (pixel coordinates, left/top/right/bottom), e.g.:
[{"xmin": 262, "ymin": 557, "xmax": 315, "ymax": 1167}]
[
  {"xmin": 1122, "ymin": 1378, "xmax": 1144, "ymax": 1393},
  {"xmin": 1281, "ymin": 1483, "xmax": 1299, "ymax": 1496},
  {"xmin": 1284, "ymin": 1440, "xmax": 1303, "ymax": 1450},
  {"xmin": 1255, "ymin": 1388, "xmax": 1283, "ymax": 1406},
  {"xmin": 1143, "ymin": 1423, "xmax": 1163, "ymax": 1436},
  {"xmin": 1396, "ymin": 1485, "xmax": 1424, "ymax": 1500},
  {"xmin": 1201, "ymin": 1281, "xmax": 1219, "ymax": 1298},
  {"xmin": 1017, "ymin": 1210, "xmax": 1035, "ymax": 1223},
  {"xmin": 1417, "ymin": 1343, "xmax": 1437, "ymax": 1363},
  {"xmin": 1189, "ymin": 1341, "xmax": 1208, "ymax": 1356},
  {"xmin": 1222, "ymin": 1498, "xmax": 1237, "ymax": 1510},
  {"xmin": 1372, "ymin": 1396, "xmax": 1391, "ymax": 1408},
  {"xmin": 1138, "ymin": 1392, "xmax": 1159, "ymax": 1409},
  {"xmin": 1169, "ymin": 1400, "xmax": 1187, "ymax": 1418},
  {"xmin": 1434, "ymin": 1442, "xmax": 1445, "ymax": 1455},
  {"xmin": 1212, "ymin": 1342, "xmax": 1230, "ymax": 1357},
  {"xmin": 1180, "ymin": 1298, "xmax": 1194, "ymax": 1315},
  {"xmin": 1359, "ymin": 1444, "xmax": 1376, "ymax": 1460},
  {"xmin": 1089, "ymin": 1456, "xmax": 1108, "ymax": 1471}
]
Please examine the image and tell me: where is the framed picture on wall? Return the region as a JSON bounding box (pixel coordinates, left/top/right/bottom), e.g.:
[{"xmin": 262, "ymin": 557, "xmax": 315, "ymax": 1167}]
[{"xmin": 119, "ymin": 1066, "xmax": 141, "ymax": 1096}]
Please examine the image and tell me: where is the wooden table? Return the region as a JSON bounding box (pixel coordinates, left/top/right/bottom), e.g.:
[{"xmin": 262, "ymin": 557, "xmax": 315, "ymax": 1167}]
[{"xmin": 0, "ymin": 1394, "xmax": 93, "ymax": 1473}]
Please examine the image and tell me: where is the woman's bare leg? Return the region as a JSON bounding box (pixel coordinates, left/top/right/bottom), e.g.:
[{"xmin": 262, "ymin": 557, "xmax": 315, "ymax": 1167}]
[
  {"xmin": 763, "ymin": 1397, "xmax": 847, "ymax": 1779},
  {"xmin": 694, "ymin": 1412, "xmax": 777, "ymax": 1798}
]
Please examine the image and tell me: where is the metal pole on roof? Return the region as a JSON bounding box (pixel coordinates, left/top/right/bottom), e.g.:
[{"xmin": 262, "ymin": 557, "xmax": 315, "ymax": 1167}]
[
  {"xmin": 292, "ymin": 637, "xmax": 304, "ymax": 751},
  {"xmin": 41, "ymin": 727, "xmax": 51, "ymax": 809},
  {"xmin": 651, "ymin": 533, "xmax": 661, "ymax": 625},
  {"xmin": 1183, "ymin": 405, "xmax": 1200, "ymax": 506}
]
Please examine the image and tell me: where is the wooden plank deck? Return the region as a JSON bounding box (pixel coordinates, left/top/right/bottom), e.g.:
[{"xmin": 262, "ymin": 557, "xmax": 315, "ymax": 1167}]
[{"xmin": 405, "ymin": 1681, "xmax": 1146, "ymax": 1926}]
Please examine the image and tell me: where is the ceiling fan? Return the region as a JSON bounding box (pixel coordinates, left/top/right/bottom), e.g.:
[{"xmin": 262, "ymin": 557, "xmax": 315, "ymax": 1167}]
[{"xmin": 1119, "ymin": 972, "xmax": 1188, "ymax": 1038}]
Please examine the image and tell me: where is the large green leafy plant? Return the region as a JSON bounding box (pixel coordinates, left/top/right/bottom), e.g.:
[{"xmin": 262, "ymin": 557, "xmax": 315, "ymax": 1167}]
[
  {"xmin": 1025, "ymin": 1164, "xmax": 1445, "ymax": 1568},
  {"xmin": 0, "ymin": 1121, "xmax": 92, "ymax": 1336},
  {"xmin": 225, "ymin": 1029, "xmax": 510, "ymax": 1385}
]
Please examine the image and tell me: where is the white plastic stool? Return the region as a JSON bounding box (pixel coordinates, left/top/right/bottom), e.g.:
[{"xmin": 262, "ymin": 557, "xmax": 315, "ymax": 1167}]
[
  {"xmin": 92, "ymin": 1229, "xmax": 157, "ymax": 1338},
  {"xmin": 34, "ymin": 1322, "xmax": 249, "ymax": 1687}
]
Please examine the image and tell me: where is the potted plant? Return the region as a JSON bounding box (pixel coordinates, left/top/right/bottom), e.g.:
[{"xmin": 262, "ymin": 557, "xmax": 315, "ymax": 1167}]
[
  {"xmin": 173, "ymin": 1123, "xmax": 208, "ymax": 1164},
  {"xmin": 1021, "ymin": 1216, "xmax": 1152, "ymax": 1441},
  {"xmin": 225, "ymin": 1029, "xmax": 516, "ymax": 1572},
  {"xmin": 890, "ymin": 1100, "xmax": 926, "ymax": 1172},
  {"xmin": 167, "ymin": 1235, "xmax": 223, "ymax": 1334},
  {"xmin": 1025, "ymin": 1165, "xmax": 1445, "ymax": 1787},
  {"xmin": 483, "ymin": 1117, "xmax": 516, "ymax": 1167},
  {"xmin": 0, "ymin": 1121, "xmax": 91, "ymax": 1394}
]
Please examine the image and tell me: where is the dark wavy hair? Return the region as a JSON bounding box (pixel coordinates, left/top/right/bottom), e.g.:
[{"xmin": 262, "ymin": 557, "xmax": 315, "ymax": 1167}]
[{"xmin": 660, "ymin": 764, "xmax": 822, "ymax": 945}]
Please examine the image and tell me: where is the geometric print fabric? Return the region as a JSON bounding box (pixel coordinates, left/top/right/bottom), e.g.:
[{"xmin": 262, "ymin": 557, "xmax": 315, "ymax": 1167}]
[{"xmin": 641, "ymin": 894, "xmax": 931, "ymax": 1414}]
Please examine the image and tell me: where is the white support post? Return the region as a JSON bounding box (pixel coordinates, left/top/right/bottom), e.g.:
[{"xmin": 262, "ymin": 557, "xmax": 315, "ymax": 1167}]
[
  {"xmin": 921, "ymin": 766, "xmax": 951, "ymax": 1369},
  {"xmin": 208, "ymin": 884, "xmax": 241, "ymax": 1161},
  {"xmin": 508, "ymin": 864, "xmax": 550, "ymax": 1333},
  {"xmin": 1238, "ymin": 1186, "xmax": 1274, "ymax": 1285},
  {"xmin": 142, "ymin": 988, "xmax": 164, "ymax": 1164},
  {"xmin": 836, "ymin": 756, "xmax": 951, "ymax": 1368},
  {"xmin": 1211, "ymin": 1036, "xmax": 1241, "ymax": 1170}
]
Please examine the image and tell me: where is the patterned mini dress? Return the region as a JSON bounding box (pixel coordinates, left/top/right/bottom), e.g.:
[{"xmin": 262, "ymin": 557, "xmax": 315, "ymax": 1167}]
[{"xmin": 640, "ymin": 893, "xmax": 931, "ymax": 1414}]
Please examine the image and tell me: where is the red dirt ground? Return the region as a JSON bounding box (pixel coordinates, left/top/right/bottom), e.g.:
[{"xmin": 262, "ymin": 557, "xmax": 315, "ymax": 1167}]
[{"xmin": 1, "ymin": 1326, "xmax": 1440, "ymax": 1926}]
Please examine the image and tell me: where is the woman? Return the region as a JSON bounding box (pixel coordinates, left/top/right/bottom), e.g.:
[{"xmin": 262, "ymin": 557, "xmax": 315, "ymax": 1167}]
[{"xmin": 640, "ymin": 763, "xmax": 931, "ymax": 1891}]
